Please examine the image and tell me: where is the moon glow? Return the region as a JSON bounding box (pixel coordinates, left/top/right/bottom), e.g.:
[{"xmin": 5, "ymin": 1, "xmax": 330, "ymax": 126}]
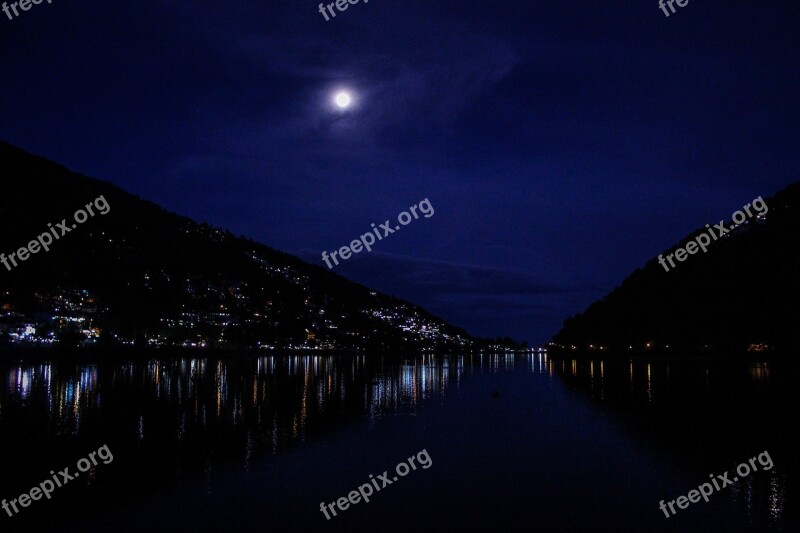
[{"xmin": 334, "ymin": 91, "xmax": 352, "ymax": 109}]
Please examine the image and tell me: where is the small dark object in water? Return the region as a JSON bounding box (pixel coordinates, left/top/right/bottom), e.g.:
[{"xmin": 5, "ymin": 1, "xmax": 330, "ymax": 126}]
[{"xmin": 491, "ymin": 389, "xmax": 499, "ymax": 399}]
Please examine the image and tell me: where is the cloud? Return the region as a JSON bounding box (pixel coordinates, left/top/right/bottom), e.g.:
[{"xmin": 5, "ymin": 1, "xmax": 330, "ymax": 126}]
[
  {"xmin": 307, "ymin": 251, "xmax": 570, "ymax": 296},
  {"xmin": 294, "ymin": 250, "xmax": 582, "ymax": 343}
]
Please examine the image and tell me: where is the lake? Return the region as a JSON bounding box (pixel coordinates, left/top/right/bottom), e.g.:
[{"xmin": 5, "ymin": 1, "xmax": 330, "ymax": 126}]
[{"xmin": 0, "ymin": 353, "xmax": 796, "ymax": 532}]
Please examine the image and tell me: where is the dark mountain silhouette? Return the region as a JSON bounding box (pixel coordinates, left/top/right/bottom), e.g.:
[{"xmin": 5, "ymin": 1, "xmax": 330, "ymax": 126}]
[
  {"xmin": 0, "ymin": 141, "xmax": 488, "ymax": 352},
  {"xmin": 552, "ymin": 181, "xmax": 800, "ymax": 354}
]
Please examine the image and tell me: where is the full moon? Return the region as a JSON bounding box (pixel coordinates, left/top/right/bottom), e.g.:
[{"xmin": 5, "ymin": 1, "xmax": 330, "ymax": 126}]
[{"xmin": 334, "ymin": 91, "xmax": 352, "ymax": 109}]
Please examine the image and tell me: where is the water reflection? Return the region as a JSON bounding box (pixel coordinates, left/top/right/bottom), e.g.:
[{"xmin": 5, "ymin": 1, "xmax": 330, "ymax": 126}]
[
  {"xmin": 548, "ymin": 357, "xmax": 778, "ymax": 406},
  {"xmin": 0, "ymin": 355, "xmax": 783, "ymax": 448},
  {"xmin": 550, "ymin": 355, "xmax": 792, "ymax": 529},
  {"xmin": 749, "ymin": 362, "xmax": 770, "ymax": 383},
  {"xmin": 0, "ymin": 352, "xmax": 541, "ymax": 525},
  {"xmin": 0, "ymin": 354, "xmax": 540, "ymax": 460},
  {"xmin": 0, "ymin": 353, "xmax": 793, "ymax": 530}
]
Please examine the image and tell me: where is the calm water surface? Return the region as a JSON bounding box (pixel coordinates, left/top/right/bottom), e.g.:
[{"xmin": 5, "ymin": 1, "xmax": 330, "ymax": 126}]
[{"xmin": 0, "ymin": 353, "xmax": 797, "ymax": 532}]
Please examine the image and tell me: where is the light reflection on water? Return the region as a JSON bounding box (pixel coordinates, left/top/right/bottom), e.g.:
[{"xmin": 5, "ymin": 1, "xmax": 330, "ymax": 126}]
[
  {"xmin": 552, "ymin": 356, "xmax": 789, "ymax": 528},
  {"xmin": 0, "ymin": 353, "xmax": 778, "ymax": 437},
  {"xmin": 0, "ymin": 354, "xmax": 535, "ymax": 447},
  {"xmin": 0, "ymin": 353, "xmax": 792, "ymax": 529},
  {"xmin": 0, "ymin": 355, "xmax": 780, "ymax": 443}
]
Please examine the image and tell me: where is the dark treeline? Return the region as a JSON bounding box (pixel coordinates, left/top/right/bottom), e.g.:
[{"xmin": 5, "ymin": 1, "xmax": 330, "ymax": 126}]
[{"xmin": 553, "ymin": 181, "xmax": 800, "ymax": 355}]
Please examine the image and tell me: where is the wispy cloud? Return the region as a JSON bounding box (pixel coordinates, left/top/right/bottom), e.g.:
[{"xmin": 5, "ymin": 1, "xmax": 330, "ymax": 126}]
[{"xmin": 295, "ymin": 250, "xmax": 584, "ymax": 342}]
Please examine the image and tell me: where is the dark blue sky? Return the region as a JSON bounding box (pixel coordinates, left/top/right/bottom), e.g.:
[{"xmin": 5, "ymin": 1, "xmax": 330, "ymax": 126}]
[{"xmin": 1, "ymin": 1, "xmax": 798, "ymax": 344}]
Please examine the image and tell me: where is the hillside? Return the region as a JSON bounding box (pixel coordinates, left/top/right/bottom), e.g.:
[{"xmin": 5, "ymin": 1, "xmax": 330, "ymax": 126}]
[
  {"xmin": 552, "ymin": 182, "xmax": 800, "ymax": 354},
  {"xmin": 0, "ymin": 141, "xmax": 475, "ymax": 352}
]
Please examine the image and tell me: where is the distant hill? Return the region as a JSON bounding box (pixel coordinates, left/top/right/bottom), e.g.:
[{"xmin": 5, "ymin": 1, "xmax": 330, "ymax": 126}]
[
  {"xmin": 552, "ymin": 182, "xmax": 800, "ymax": 354},
  {"xmin": 0, "ymin": 141, "xmax": 481, "ymax": 352}
]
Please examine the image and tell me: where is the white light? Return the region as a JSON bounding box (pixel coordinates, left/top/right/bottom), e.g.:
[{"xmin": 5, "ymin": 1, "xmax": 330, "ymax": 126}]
[{"xmin": 334, "ymin": 91, "xmax": 352, "ymax": 109}]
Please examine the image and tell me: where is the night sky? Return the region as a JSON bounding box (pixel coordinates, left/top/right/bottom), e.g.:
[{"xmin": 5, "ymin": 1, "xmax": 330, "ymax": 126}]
[{"xmin": 1, "ymin": 1, "xmax": 798, "ymax": 344}]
